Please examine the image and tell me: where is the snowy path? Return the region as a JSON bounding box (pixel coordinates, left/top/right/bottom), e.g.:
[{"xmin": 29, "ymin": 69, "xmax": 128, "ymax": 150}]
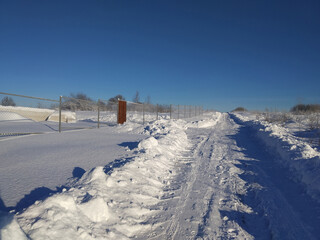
[
  {"xmin": 2, "ymin": 113, "xmax": 320, "ymax": 239},
  {"xmin": 142, "ymin": 113, "xmax": 320, "ymax": 239}
]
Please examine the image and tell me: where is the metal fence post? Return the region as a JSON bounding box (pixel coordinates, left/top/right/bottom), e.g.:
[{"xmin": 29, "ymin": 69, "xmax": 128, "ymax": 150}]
[
  {"xmin": 97, "ymin": 99, "xmax": 100, "ymax": 128},
  {"xmin": 178, "ymin": 105, "xmax": 180, "ymax": 119},
  {"xmin": 156, "ymin": 104, "xmax": 159, "ymax": 120},
  {"xmin": 59, "ymin": 96, "xmax": 62, "ymax": 133},
  {"xmin": 143, "ymin": 103, "xmax": 145, "ymax": 125}
]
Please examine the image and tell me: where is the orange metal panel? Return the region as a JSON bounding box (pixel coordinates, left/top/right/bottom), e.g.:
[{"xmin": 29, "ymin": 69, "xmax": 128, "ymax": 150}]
[{"xmin": 118, "ymin": 100, "xmax": 127, "ymax": 124}]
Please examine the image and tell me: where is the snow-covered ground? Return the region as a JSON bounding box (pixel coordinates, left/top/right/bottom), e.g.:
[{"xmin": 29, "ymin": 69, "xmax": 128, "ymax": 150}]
[{"xmin": 1, "ymin": 111, "xmax": 320, "ymax": 239}]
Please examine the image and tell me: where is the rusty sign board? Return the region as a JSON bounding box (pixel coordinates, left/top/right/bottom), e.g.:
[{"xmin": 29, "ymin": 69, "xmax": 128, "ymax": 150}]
[{"xmin": 117, "ymin": 100, "xmax": 127, "ymax": 124}]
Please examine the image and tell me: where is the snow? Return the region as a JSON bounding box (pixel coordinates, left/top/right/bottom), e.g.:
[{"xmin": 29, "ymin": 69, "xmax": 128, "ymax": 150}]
[
  {"xmin": 0, "ymin": 212, "xmax": 28, "ymax": 240},
  {"xmin": 0, "ymin": 111, "xmax": 55, "ymax": 135},
  {"xmin": 233, "ymin": 112, "xmax": 320, "ymax": 204},
  {"xmin": 0, "ymin": 106, "xmax": 54, "ymax": 114},
  {"xmin": 0, "ymin": 128, "xmax": 145, "ymax": 208},
  {"xmin": 11, "ymin": 118, "xmax": 189, "ymax": 239},
  {"xmin": 47, "ymin": 111, "xmax": 77, "ymax": 123},
  {"xmin": 0, "ymin": 111, "xmax": 28, "ymax": 121},
  {"xmin": 1, "ymin": 110, "xmax": 320, "ymax": 239}
]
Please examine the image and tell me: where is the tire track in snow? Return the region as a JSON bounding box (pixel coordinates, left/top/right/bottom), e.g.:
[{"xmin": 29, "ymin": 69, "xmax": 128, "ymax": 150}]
[
  {"xmin": 193, "ymin": 114, "xmax": 257, "ymax": 240},
  {"xmin": 146, "ymin": 113, "xmax": 255, "ymax": 239},
  {"xmin": 229, "ymin": 114, "xmax": 320, "ymax": 239},
  {"xmin": 161, "ymin": 134, "xmax": 212, "ymax": 239},
  {"xmin": 145, "ymin": 113, "xmax": 320, "ymax": 239}
]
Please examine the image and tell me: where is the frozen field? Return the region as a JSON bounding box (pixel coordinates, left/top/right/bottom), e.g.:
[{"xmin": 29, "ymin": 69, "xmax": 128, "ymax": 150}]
[{"xmin": 1, "ymin": 111, "xmax": 320, "ymax": 239}]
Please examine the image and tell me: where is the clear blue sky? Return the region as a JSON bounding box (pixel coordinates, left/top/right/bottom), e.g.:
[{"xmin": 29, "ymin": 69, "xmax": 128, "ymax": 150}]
[{"xmin": 1, "ymin": 0, "xmax": 319, "ymax": 112}]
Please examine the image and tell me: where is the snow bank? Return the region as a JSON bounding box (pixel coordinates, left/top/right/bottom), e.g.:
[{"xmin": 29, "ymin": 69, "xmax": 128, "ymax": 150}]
[
  {"xmin": 233, "ymin": 112, "xmax": 320, "ymax": 203},
  {"xmin": 11, "ymin": 119, "xmax": 189, "ymax": 239},
  {"xmin": 0, "ymin": 106, "xmax": 54, "ymax": 113},
  {"xmin": 186, "ymin": 112, "xmax": 221, "ymax": 128},
  {"xmin": 47, "ymin": 111, "xmax": 76, "ymax": 123},
  {"xmin": 0, "ymin": 106, "xmax": 54, "ymax": 122},
  {"xmin": 0, "ymin": 212, "xmax": 28, "ymax": 240}
]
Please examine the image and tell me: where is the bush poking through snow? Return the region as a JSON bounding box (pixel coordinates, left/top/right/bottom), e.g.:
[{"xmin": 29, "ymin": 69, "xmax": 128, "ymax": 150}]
[{"xmin": 291, "ymin": 104, "xmax": 320, "ymax": 113}]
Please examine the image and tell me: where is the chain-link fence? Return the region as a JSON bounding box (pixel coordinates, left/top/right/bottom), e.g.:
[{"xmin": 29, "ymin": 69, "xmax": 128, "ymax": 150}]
[
  {"xmin": 0, "ymin": 92, "xmax": 59, "ymax": 136},
  {"xmin": 59, "ymin": 96, "xmax": 99, "ymax": 131},
  {"xmin": 170, "ymin": 104, "xmax": 204, "ymax": 119},
  {"xmin": 126, "ymin": 101, "xmax": 171, "ymax": 124},
  {"xmin": 125, "ymin": 103, "xmax": 204, "ymax": 123},
  {"xmin": 58, "ymin": 97, "xmax": 121, "ymax": 131},
  {"xmin": 97, "ymin": 99, "xmax": 119, "ymax": 127},
  {"xmin": 0, "ymin": 92, "xmax": 205, "ymax": 136}
]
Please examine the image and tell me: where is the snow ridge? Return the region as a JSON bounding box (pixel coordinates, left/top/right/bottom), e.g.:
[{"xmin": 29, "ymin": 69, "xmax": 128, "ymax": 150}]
[
  {"xmin": 15, "ymin": 119, "xmax": 189, "ymax": 239},
  {"xmin": 232, "ymin": 113, "xmax": 320, "ymax": 204}
]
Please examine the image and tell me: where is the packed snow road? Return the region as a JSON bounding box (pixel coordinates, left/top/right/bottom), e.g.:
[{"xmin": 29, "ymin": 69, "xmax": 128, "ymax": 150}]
[{"xmin": 143, "ymin": 113, "xmax": 320, "ymax": 239}]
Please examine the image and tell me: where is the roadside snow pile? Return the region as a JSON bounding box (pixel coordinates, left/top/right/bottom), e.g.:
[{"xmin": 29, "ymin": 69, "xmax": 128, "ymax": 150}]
[
  {"xmin": 0, "ymin": 106, "xmax": 54, "ymax": 114},
  {"xmin": 0, "ymin": 212, "xmax": 28, "ymax": 240},
  {"xmin": 11, "ymin": 119, "xmax": 189, "ymax": 240},
  {"xmin": 47, "ymin": 111, "xmax": 76, "ymax": 123},
  {"xmin": 0, "ymin": 106, "xmax": 54, "ymax": 122},
  {"xmin": 186, "ymin": 112, "xmax": 221, "ymax": 128},
  {"xmin": 233, "ymin": 112, "xmax": 320, "ymax": 203}
]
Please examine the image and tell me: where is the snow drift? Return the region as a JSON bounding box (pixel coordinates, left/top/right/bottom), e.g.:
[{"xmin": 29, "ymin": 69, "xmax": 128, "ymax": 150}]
[
  {"xmin": 233, "ymin": 112, "xmax": 320, "ymax": 204},
  {"xmin": 11, "ymin": 119, "xmax": 189, "ymax": 239}
]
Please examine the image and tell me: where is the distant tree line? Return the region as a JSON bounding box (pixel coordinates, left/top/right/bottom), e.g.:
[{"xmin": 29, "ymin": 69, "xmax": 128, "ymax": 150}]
[
  {"xmin": 0, "ymin": 92, "xmax": 171, "ymax": 113},
  {"xmin": 290, "ymin": 104, "xmax": 320, "ymax": 113},
  {"xmin": 61, "ymin": 93, "xmax": 127, "ymax": 111},
  {"xmin": 62, "ymin": 93, "xmax": 95, "ymax": 111}
]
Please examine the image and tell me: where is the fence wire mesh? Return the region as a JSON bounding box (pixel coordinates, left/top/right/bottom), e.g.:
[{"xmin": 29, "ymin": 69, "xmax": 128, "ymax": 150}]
[
  {"xmin": 0, "ymin": 92, "xmax": 59, "ymax": 136},
  {"xmin": 127, "ymin": 101, "xmax": 144, "ymax": 124},
  {"xmin": 1, "ymin": 91, "xmax": 204, "ymax": 137},
  {"xmin": 171, "ymin": 104, "xmax": 203, "ymax": 119},
  {"xmin": 98, "ymin": 99, "xmax": 118, "ymax": 127},
  {"xmin": 59, "ymin": 96, "xmax": 99, "ymax": 131}
]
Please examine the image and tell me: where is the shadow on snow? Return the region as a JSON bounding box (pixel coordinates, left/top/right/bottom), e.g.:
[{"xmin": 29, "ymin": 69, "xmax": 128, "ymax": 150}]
[{"xmin": 224, "ymin": 115, "xmax": 320, "ymax": 239}]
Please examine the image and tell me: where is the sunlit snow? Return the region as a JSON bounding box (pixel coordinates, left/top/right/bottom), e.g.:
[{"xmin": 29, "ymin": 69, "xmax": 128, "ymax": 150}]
[{"xmin": 1, "ymin": 110, "xmax": 320, "ymax": 239}]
